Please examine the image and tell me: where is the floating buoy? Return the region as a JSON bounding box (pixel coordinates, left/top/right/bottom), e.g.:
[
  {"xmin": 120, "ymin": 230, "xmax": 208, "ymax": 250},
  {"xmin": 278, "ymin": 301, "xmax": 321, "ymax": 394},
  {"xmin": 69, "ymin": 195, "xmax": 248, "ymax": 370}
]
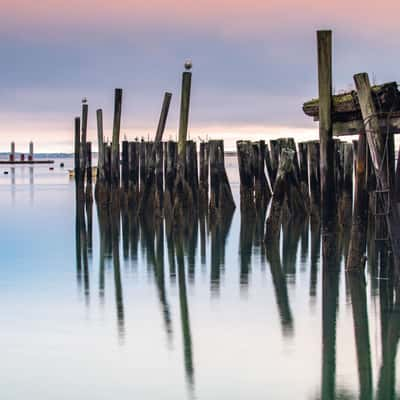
[{"xmin": 60, "ymin": 163, "xmax": 64, "ymax": 168}]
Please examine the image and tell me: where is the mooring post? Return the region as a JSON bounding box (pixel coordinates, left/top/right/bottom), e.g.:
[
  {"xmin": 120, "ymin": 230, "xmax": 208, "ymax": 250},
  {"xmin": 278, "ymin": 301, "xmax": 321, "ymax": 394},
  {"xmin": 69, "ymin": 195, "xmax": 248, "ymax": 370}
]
[
  {"xmin": 253, "ymin": 140, "xmax": 271, "ymax": 211},
  {"xmin": 111, "ymin": 88, "xmax": 123, "ymax": 189},
  {"xmin": 10, "ymin": 142, "xmax": 15, "ymax": 162},
  {"xmin": 298, "ymin": 141, "xmax": 310, "ymax": 202},
  {"xmin": 74, "ymin": 117, "xmax": 81, "ymax": 180},
  {"xmin": 317, "ymin": 30, "xmax": 336, "ymax": 233}
]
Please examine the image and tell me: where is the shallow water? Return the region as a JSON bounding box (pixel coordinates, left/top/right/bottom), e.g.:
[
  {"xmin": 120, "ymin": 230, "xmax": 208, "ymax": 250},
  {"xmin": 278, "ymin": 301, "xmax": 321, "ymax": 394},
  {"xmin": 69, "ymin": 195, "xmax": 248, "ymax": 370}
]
[{"xmin": 0, "ymin": 156, "xmax": 399, "ymax": 400}]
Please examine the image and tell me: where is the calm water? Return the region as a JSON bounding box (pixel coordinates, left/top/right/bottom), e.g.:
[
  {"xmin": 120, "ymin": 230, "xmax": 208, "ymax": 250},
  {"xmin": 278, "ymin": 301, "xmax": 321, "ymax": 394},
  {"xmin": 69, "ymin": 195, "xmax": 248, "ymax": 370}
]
[{"xmin": 0, "ymin": 156, "xmax": 398, "ymax": 400}]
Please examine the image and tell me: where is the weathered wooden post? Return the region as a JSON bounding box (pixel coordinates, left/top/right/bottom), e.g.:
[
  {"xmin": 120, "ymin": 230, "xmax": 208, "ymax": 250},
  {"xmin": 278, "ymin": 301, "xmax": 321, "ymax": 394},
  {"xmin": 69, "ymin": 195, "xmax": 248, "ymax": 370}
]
[
  {"xmin": 173, "ymin": 64, "xmax": 194, "ymax": 221},
  {"xmin": 164, "ymin": 141, "xmax": 177, "ymax": 219},
  {"xmin": 74, "ymin": 117, "xmax": 81, "ymax": 180},
  {"xmin": 269, "ymin": 140, "xmax": 280, "ymax": 187},
  {"xmin": 308, "ymin": 140, "xmax": 321, "ymax": 216},
  {"xmin": 298, "ymin": 141, "xmax": 310, "ymax": 202},
  {"xmin": 237, "ymin": 140, "xmax": 255, "ymax": 213},
  {"xmin": 28, "ymin": 141, "xmax": 34, "ymax": 162},
  {"xmin": 347, "ymin": 134, "xmax": 368, "ymax": 271},
  {"xmin": 185, "ymin": 141, "xmax": 199, "ymax": 205},
  {"xmin": 111, "ymin": 88, "xmax": 123, "ymax": 194},
  {"xmin": 138, "ymin": 92, "xmax": 172, "ymax": 215},
  {"xmin": 317, "ymin": 30, "xmax": 336, "ymax": 233},
  {"xmin": 128, "ymin": 141, "xmax": 140, "ymax": 207},
  {"xmin": 339, "ymin": 142, "xmax": 353, "ymax": 227},
  {"xmin": 81, "ymin": 101, "xmax": 88, "ymax": 181},
  {"xmin": 209, "ymin": 140, "xmax": 236, "ymax": 218},
  {"xmin": 155, "ymin": 142, "xmax": 164, "ymax": 212},
  {"xmin": 199, "ymin": 141, "xmax": 209, "ymax": 208},
  {"xmin": 354, "ymin": 72, "xmax": 400, "ymax": 273},
  {"xmin": 96, "ymin": 109, "xmax": 105, "ymax": 182},
  {"xmin": 85, "ymin": 141, "xmax": 93, "ymax": 202},
  {"xmin": 253, "ymin": 140, "xmax": 271, "ymax": 211},
  {"xmin": 121, "ymin": 140, "xmax": 129, "ymax": 194}
]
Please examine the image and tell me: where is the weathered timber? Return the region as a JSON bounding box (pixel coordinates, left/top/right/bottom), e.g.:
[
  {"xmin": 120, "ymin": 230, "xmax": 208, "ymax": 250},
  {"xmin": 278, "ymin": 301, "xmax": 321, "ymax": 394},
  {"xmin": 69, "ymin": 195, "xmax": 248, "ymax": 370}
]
[
  {"xmin": 96, "ymin": 109, "xmax": 105, "ymax": 182},
  {"xmin": 347, "ymin": 133, "xmax": 368, "ymax": 271},
  {"xmin": 128, "ymin": 141, "xmax": 140, "ymax": 207},
  {"xmin": 173, "ymin": 70, "xmax": 193, "ymax": 223},
  {"xmin": 139, "ymin": 140, "xmax": 146, "ymax": 192},
  {"xmin": 74, "ymin": 117, "xmax": 81, "ymax": 180},
  {"xmin": 354, "ymin": 72, "xmax": 400, "ymax": 275},
  {"xmin": 199, "ymin": 141, "xmax": 209, "ymax": 208},
  {"xmin": 154, "ymin": 142, "xmax": 164, "ymax": 213},
  {"xmin": 85, "ymin": 141, "xmax": 93, "ymax": 203},
  {"xmin": 307, "ymin": 140, "xmax": 321, "ymax": 216},
  {"xmin": 111, "ymin": 88, "xmax": 123, "ymax": 189},
  {"xmin": 269, "ymin": 139, "xmax": 280, "ymax": 187},
  {"xmin": 81, "ymin": 102, "xmax": 88, "ymax": 181},
  {"xmin": 164, "ymin": 141, "xmax": 177, "ymax": 220},
  {"xmin": 298, "ymin": 141, "xmax": 310, "ymax": 202},
  {"xmin": 209, "ymin": 140, "xmax": 235, "ymax": 218},
  {"xmin": 264, "ymin": 143, "xmax": 274, "ymax": 188},
  {"xmin": 237, "ymin": 140, "xmax": 255, "ymax": 214},
  {"xmin": 265, "ymin": 148, "xmax": 307, "ymax": 243},
  {"xmin": 318, "ymin": 30, "xmax": 336, "ymax": 232},
  {"xmin": 253, "ymin": 140, "xmax": 271, "ymax": 211},
  {"xmin": 396, "ymin": 142, "xmax": 400, "ymax": 201},
  {"xmin": 338, "ymin": 142, "xmax": 353, "ymax": 228},
  {"xmin": 121, "ymin": 140, "xmax": 129, "ymax": 193},
  {"xmin": 185, "ymin": 141, "xmax": 199, "ymax": 206}
]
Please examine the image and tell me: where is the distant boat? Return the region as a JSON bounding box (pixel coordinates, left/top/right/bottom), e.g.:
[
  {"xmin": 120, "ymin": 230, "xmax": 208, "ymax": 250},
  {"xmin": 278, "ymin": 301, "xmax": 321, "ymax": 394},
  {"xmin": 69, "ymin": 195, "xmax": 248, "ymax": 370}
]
[{"xmin": 68, "ymin": 166, "xmax": 98, "ymax": 178}]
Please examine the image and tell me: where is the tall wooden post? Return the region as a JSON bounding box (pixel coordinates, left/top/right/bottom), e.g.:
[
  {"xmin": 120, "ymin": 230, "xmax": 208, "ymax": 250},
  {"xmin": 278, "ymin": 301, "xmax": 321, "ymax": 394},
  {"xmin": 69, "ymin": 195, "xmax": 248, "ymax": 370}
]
[
  {"xmin": 81, "ymin": 102, "xmax": 88, "ymax": 180},
  {"xmin": 74, "ymin": 117, "xmax": 81, "ymax": 180},
  {"xmin": 111, "ymin": 88, "xmax": 123, "ymax": 188},
  {"xmin": 96, "ymin": 109, "xmax": 105, "ymax": 182},
  {"xmin": 317, "ymin": 30, "xmax": 336, "ymax": 231},
  {"xmin": 178, "ymin": 70, "xmax": 192, "ymax": 168}
]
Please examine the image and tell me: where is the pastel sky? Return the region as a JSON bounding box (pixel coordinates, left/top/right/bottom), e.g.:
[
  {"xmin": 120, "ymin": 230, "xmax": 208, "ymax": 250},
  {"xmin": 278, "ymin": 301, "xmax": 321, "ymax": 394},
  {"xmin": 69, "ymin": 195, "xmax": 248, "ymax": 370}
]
[{"xmin": 1, "ymin": 0, "xmax": 400, "ymax": 152}]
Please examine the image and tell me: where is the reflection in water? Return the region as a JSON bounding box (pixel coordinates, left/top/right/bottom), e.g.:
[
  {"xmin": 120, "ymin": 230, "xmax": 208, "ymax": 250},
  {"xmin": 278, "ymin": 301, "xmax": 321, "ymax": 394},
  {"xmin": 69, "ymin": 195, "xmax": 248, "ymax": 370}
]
[
  {"xmin": 72, "ymin": 183, "xmax": 400, "ymax": 400},
  {"xmin": 210, "ymin": 209, "xmax": 234, "ymax": 296}
]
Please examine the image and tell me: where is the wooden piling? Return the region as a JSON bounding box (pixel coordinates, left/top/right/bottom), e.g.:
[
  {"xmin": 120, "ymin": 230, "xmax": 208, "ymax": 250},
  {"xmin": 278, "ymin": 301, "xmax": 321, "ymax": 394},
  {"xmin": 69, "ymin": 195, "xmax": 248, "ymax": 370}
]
[
  {"xmin": 347, "ymin": 133, "xmax": 368, "ymax": 271},
  {"xmin": 128, "ymin": 141, "xmax": 140, "ymax": 207},
  {"xmin": 317, "ymin": 30, "xmax": 336, "ymax": 233},
  {"xmin": 111, "ymin": 88, "xmax": 123, "ymax": 190},
  {"xmin": 199, "ymin": 141, "xmax": 209, "ymax": 208},
  {"xmin": 298, "ymin": 141, "xmax": 310, "ymax": 202},
  {"xmin": 85, "ymin": 141, "xmax": 93, "ymax": 203},
  {"xmin": 96, "ymin": 109, "xmax": 105, "ymax": 182},
  {"xmin": 308, "ymin": 140, "xmax": 321, "ymax": 217},
  {"xmin": 81, "ymin": 102, "xmax": 88, "ymax": 181},
  {"xmin": 269, "ymin": 140, "xmax": 280, "ymax": 187},
  {"xmin": 74, "ymin": 117, "xmax": 81, "ymax": 180},
  {"xmin": 155, "ymin": 141, "xmax": 164, "ymax": 213},
  {"xmin": 164, "ymin": 141, "xmax": 178, "ymax": 220},
  {"xmin": 253, "ymin": 140, "xmax": 271, "ymax": 211},
  {"xmin": 185, "ymin": 141, "xmax": 199, "ymax": 206},
  {"xmin": 121, "ymin": 140, "xmax": 129, "ymax": 194},
  {"xmin": 237, "ymin": 140, "xmax": 255, "ymax": 214},
  {"xmin": 209, "ymin": 140, "xmax": 235, "ymax": 218}
]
